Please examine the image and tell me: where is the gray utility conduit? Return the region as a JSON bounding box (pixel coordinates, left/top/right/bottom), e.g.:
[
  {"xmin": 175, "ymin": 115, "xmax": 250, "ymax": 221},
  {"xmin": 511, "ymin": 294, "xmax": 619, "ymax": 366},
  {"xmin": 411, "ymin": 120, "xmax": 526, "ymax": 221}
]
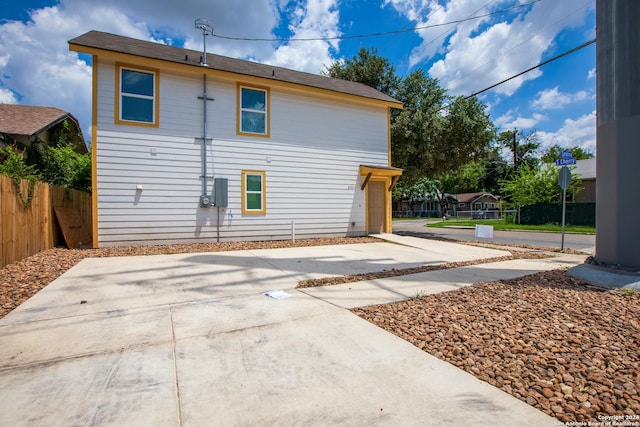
[{"xmin": 198, "ymin": 74, "xmax": 214, "ymax": 203}]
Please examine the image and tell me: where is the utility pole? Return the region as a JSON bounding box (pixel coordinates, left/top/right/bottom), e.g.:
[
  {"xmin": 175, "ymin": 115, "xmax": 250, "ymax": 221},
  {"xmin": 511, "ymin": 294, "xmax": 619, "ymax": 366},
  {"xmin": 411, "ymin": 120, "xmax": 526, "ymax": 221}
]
[{"xmin": 512, "ymin": 129, "xmax": 518, "ymax": 169}]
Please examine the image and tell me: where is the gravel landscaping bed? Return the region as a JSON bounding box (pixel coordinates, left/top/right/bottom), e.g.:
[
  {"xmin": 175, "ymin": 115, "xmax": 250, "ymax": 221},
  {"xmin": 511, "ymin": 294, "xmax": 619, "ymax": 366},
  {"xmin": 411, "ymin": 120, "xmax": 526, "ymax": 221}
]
[
  {"xmin": 353, "ymin": 269, "xmax": 640, "ymax": 424},
  {"xmin": 297, "ymin": 249, "xmax": 545, "ymax": 288}
]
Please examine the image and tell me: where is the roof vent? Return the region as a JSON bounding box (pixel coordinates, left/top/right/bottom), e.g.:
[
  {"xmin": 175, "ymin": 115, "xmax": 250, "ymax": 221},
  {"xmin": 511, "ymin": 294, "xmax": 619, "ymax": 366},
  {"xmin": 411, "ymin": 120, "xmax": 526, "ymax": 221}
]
[{"xmin": 194, "ymin": 19, "xmax": 213, "ymax": 67}]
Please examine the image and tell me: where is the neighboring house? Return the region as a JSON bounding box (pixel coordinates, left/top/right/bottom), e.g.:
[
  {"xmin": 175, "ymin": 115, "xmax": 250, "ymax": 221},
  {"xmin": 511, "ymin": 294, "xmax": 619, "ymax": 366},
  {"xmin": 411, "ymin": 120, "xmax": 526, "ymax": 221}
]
[
  {"xmin": 542, "ymin": 158, "xmax": 596, "ymax": 203},
  {"xmin": 453, "ymin": 192, "xmax": 500, "ymax": 218},
  {"xmin": 394, "ymin": 193, "xmax": 457, "ymax": 218},
  {"xmin": 69, "ymin": 31, "xmax": 403, "ymax": 248},
  {"xmin": 0, "ymin": 104, "xmax": 87, "ymax": 155},
  {"xmin": 573, "ymin": 158, "xmax": 596, "ymax": 203}
]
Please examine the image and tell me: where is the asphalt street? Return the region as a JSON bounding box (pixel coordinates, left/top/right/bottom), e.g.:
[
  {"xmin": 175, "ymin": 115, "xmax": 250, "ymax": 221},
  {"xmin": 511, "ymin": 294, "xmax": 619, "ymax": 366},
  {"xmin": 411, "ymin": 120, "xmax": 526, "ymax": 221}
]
[{"xmin": 392, "ymin": 220, "xmax": 595, "ymax": 254}]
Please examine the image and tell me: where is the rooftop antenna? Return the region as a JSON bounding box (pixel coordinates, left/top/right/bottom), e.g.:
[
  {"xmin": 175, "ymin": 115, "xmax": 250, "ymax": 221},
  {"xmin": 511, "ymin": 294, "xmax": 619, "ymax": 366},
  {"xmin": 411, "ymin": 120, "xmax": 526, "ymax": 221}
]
[{"xmin": 194, "ymin": 19, "xmax": 213, "ymax": 66}]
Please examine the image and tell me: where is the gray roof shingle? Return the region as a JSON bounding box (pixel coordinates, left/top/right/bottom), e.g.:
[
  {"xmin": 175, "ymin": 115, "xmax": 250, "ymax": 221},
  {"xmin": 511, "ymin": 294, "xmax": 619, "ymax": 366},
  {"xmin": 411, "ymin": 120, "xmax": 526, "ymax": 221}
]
[{"xmin": 69, "ymin": 31, "xmax": 402, "ymax": 107}]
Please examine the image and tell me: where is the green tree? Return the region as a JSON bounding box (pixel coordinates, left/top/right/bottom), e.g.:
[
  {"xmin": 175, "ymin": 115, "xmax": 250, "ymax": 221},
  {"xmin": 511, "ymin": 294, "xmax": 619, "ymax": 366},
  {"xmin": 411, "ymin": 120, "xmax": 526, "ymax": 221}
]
[
  {"xmin": 392, "ymin": 176, "xmax": 440, "ymax": 212},
  {"xmin": 439, "ymin": 161, "xmax": 485, "ymax": 194},
  {"xmin": 540, "ymin": 144, "xmax": 594, "ymax": 163},
  {"xmin": 323, "ymin": 47, "xmax": 400, "ymax": 95},
  {"xmin": 499, "ymin": 163, "xmax": 582, "ymax": 208},
  {"xmin": 39, "ymin": 142, "xmax": 91, "ymax": 192},
  {"xmin": 0, "ymin": 145, "xmax": 41, "ymax": 207},
  {"xmin": 325, "ymin": 53, "xmax": 496, "ymax": 185},
  {"xmin": 496, "ymin": 129, "xmax": 540, "ymax": 170},
  {"xmin": 437, "ymin": 95, "xmax": 496, "ymax": 174},
  {"xmin": 30, "ymin": 118, "xmax": 92, "ymax": 193},
  {"xmin": 390, "ymin": 70, "xmax": 447, "ymax": 183},
  {"xmin": 391, "ymin": 71, "xmax": 496, "ymax": 183},
  {"xmin": 0, "ymin": 145, "xmax": 40, "ymax": 181}
]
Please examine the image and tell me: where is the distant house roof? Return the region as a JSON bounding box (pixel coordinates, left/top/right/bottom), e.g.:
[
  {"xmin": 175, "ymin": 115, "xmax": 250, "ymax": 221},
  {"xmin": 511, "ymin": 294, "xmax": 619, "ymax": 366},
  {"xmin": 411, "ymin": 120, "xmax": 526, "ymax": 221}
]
[
  {"xmin": 0, "ymin": 104, "xmax": 67, "ymax": 136},
  {"xmin": 574, "ymin": 158, "xmax": 596, "ymax": 180},
  {"xmin": 0, "ymin": 104, "xmax": 87, "ymax": 153},
  {"xmin": 454, "ymin": 192, "xmax": 499, "ymax": 203},
  {"xmin": 68, "ymin": 31, "xmax": 403, "ymax": 108}
]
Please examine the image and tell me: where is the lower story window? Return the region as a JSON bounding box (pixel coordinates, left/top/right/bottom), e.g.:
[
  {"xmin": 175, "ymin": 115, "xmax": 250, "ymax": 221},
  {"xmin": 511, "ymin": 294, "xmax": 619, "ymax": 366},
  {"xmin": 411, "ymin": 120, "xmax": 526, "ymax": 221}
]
[{"xmin": 241, "ymin": 170, "xmax": 266, "ymax": 214}]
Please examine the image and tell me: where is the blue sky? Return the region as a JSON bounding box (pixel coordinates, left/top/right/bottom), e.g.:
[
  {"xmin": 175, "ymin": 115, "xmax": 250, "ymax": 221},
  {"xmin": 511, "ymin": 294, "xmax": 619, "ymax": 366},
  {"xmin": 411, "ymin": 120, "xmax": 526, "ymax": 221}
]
[{"xmin": 0, "ymin": 0, "xmax": 596, "ymax": 154}]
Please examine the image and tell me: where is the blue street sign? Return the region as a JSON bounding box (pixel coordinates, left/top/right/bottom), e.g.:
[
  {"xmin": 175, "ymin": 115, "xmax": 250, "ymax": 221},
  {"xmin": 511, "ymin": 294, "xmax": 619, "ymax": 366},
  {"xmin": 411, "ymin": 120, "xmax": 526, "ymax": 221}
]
[
  {"xmin": 561, "ymin": 150, "xmax": 573, "ymax": 160},
  {"xmin": 556, "ymin": 158, "xmax": 577, "ymax": 166}
]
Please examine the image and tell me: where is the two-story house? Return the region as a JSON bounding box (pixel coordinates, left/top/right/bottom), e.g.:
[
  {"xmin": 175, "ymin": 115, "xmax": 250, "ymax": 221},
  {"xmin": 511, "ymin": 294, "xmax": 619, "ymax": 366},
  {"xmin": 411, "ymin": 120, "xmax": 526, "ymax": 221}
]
[{"xmin": 69, "ymin": 31, "xmax": 402, "ymax": 248}]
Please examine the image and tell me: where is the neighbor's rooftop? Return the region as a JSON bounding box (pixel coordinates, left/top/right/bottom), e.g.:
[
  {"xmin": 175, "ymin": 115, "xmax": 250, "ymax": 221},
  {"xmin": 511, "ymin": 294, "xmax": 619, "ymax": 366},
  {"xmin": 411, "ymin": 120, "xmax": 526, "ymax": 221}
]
[{"xmin": 0, "ymin": 104, "xmax": 70, "ymax": 137}]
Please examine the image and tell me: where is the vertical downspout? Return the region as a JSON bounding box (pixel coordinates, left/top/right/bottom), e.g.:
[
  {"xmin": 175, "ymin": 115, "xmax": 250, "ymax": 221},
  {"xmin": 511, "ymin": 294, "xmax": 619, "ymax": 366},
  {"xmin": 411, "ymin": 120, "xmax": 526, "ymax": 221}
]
[{"xmin": 201, "ymin": 73, "xmax": 208, "ymax": 197}]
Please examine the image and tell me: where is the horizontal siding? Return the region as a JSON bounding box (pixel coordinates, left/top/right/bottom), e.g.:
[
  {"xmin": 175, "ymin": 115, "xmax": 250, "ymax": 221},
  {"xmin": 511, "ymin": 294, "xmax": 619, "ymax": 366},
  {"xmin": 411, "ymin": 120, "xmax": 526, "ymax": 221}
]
[{"xmin": 94, "ymin": 60, "xmax": 391, "ymax": 247}]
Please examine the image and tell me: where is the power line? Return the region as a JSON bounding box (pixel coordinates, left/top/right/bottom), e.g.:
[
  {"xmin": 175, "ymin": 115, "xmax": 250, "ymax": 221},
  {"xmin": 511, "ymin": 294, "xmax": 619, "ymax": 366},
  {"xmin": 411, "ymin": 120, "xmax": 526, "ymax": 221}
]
[
  {"xmin": 453, "ymin": 0, "xmax": 593, "ymax": 90},
  {"xmin": 212, "ymin": 0, "xmax": 541, "ymax": 43},
  {"xmin": 463, "ymin": 38, "xmax": 596, "ymax": 99},
  {"xmin": 435, "ymin": 38, "xmax": 595, "ymax": 113},
  {"xmin": 414, "ymin": 0, "xmax": 497, "ymax": 54}
]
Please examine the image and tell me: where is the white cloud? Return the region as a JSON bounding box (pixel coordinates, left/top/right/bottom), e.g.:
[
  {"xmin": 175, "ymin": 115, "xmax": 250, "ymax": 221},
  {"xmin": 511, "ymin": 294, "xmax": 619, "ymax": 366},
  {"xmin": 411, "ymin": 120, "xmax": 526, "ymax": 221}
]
[
  {"xmin": 265, "ymin": 0, "xmax": 341, "ymax": 73},
  {"xmin": 0, "ymin": 0, "xmax": 342, "ymax": 142},
  {"xmin": 495, "ymin": 109, "xmax": 515, "ymax": 128},
  {"xmin": 496, "ymin": 112, "xmax": 547, "ymax": 130},
  {"xmin": 531, "ymin": 86, "xmax": 591, "ymax": 110},
  {"xmin": 385, "ymin": 0, "xmax": 593, "ymax": 96},
  {"xmin": 0, "ymin": 9, "xmax": 94, "ymax": 132},
  {"xmin": 0, "ymin": 88, "xmax": 18, "ymax": 104},
  {"xmin": 537, "ymin": 110, "xmax": 596, "ymax": 154},
  {"xmin": 587, "ymin": 68, "xmax": 595, "ymax": 79}
]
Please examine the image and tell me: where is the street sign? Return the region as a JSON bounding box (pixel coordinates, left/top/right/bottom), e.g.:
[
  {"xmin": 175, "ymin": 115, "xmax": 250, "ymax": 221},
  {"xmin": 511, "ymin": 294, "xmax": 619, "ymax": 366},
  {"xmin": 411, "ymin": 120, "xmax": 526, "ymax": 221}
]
[
  {"xmin": 558, "ymin": 166, "xmax": 571, "ymax": 189},
  {"xmin": 555, "ymin": 158, "xmax": 577, "ymax": 166},
  {"xmin": 558, "ymin": 166, "xmax": 571, "ymax": 251},
  {"xmin": 561, "ymin": 150, "xmax": 573, "ymax": 159}
]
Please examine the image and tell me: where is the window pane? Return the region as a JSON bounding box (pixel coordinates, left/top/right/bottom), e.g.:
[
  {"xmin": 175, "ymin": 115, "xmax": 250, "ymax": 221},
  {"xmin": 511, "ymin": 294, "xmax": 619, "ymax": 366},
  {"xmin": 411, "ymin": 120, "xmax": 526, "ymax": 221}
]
[
  {"xmin": 122, "ymin": 96, "xmax": 153, "ymax": 122},
  {"xmin": 241, "ymin": 88, "xmax": 265, "ymax": 111},
  {"xmin": 246, "ymin": 175, "xmax": 262, "ymax": 191},
  {"xmin": 246, "ymin": 193, "xmax": 262, "ymax": 210},
  {"xmin": 241, "ymin": 111, "xmax": 265, "ymax": 133},
  {"xmin": 122, "ymin": 69, "xmax": 154, "ymax": 96}
]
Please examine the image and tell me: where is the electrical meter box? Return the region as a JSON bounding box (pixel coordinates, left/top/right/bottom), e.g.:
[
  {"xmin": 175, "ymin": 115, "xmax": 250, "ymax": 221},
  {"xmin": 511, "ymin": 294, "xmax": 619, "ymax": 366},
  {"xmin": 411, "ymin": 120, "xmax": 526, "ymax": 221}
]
[
  {"xmin": 199, "ymin": 194, "xmax": 211, "ymax": 208},
  {"xmin": 214, "ymin": 178, "xmax": 228, "ymax": 207}
]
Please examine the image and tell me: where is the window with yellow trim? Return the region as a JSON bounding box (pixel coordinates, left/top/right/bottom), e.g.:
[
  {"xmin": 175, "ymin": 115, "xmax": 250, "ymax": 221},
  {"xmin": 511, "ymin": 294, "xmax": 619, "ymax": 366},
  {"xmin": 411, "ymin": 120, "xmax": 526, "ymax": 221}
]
[
  {"xmin": 116, "ymin": 64, "xmax": 158, "ymax": 126},
  {"xmin": 241, "ymin": 170, "xmax": 266, "ymax": 214},
  {"xmin": 238, "ymin": 85, "xmax": 269, "ymax": 136}
]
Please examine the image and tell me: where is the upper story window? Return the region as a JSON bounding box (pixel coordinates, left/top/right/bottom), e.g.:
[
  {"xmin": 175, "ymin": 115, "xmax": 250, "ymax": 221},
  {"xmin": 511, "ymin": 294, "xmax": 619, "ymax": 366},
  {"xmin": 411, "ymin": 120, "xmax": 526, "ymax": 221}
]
[
  {"xmin": 116, "ymin": 64, "xmax": 159, "ymax": 127},
  {"xmin": 238, "ymin": 84, "xmax": 269, "ymax": 137}
]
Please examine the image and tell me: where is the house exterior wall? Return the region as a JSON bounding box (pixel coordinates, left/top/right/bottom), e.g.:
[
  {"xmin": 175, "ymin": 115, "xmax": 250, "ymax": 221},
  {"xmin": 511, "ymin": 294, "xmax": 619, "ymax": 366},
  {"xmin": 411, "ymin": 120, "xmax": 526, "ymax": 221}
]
[
  {"xmin": 469, "ymin": 196, "xmax": 499, "ymax": 210},
  {"xmin": 94, "ymin": 59, "xmax": 390, "ymax": 246},
  {"xmin": 575, "ymin": 178, "xmax": 596, "ymax": 203}
]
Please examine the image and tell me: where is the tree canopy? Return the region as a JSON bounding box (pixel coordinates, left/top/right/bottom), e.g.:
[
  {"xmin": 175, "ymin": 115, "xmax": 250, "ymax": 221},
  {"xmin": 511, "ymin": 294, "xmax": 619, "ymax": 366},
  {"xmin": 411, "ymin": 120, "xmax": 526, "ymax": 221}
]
[
  {"xmin": 496, "ymin": 129, "xmax": 541, "ymax": 170},
  {"xmin": 323, "ymin": 47, "xmax": 400, "ymax": 95},
  {"xmin": 499, "ymin": 163, "xmax": 582, "ymax": 208},
  {"xmin": 324, "ymin": 49, "xmax": 496, "ymax": 185},
  {"xmin": 540, "ymin": 144, "xmax": 594, "ymax": 164}
]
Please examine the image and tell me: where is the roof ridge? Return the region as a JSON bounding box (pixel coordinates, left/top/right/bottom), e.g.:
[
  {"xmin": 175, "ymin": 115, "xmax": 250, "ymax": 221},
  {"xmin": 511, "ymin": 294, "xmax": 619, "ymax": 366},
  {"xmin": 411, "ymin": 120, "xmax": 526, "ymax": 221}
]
[{"xmin": 69, "ymin": 30, "xmax": 402, "ymax": 107}]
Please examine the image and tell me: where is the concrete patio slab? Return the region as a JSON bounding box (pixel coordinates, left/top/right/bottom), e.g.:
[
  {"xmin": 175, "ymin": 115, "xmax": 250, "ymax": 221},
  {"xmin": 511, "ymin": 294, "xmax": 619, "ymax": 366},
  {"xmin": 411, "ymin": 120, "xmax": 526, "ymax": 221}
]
[
  {"xmin": 172, "ymin": 293, "xmax": 556, "ymax": 427},
  {"xmin": 0, "ymin": 346, "xmax": 178, "ymax": 427},
  {"xmin": 0, "ymin": 238, "xmax": 570, "ymax": 426},
  {"xmin": 2, "ymin": 242, "xmax": 511, "ymax": 325}
]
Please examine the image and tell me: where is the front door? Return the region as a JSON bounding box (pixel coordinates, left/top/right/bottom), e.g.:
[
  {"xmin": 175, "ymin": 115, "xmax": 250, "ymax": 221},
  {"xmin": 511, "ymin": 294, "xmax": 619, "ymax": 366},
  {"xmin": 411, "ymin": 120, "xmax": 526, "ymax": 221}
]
[{"xmin": 368, "ymin": 181, "xmax": 385, "ymax": 234}]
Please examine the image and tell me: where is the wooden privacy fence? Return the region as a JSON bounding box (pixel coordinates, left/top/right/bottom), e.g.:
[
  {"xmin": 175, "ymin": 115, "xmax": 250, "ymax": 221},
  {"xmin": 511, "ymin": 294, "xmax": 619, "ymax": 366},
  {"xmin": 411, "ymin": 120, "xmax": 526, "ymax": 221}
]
[{"xmin": 0, "ymin": 175, "xmax": 92, "ymax": 267}]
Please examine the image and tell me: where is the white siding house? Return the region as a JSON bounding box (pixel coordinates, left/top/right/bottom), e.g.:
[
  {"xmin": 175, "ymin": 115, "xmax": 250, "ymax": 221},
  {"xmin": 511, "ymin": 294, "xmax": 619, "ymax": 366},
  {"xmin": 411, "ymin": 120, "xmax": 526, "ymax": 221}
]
[{"xmin": 69, "ymin": 31, "xmax": 402, "ymax": 248}]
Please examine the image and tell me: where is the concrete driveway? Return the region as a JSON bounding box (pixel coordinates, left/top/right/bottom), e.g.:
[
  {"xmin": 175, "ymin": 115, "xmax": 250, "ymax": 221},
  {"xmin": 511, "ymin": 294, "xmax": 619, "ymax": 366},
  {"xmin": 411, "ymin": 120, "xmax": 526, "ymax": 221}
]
[{"xmin": 0, "ymin": 238, "xmax": 579, "ymax": 426}]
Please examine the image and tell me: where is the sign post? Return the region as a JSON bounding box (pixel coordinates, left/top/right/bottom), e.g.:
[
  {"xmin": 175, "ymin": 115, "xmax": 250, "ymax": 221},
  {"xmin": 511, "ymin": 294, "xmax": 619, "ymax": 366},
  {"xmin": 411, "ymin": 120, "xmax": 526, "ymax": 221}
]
[{"xmin": 558, "ymin": 165, "xmax": 572, "ymax": 250}]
